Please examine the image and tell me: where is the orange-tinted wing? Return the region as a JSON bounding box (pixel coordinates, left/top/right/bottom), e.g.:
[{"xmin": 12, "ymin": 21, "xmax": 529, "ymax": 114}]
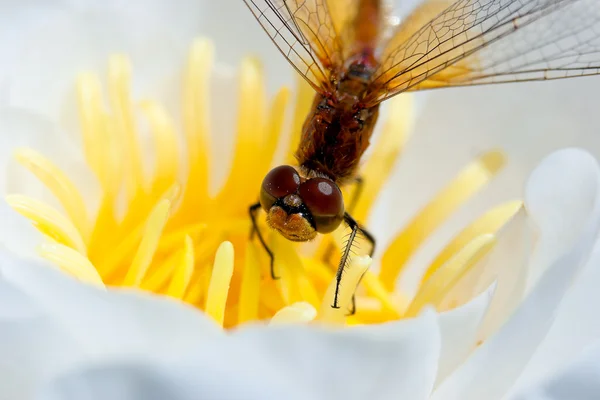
[
  {"xmin": 326, "ymin": 0, "xmax": 359, "ymax": 58},
  {"xmin": 243, "ymin": 0, "xmax": 344, "ymax": 92},
  {"xmin": 365, "ymin": 0, "xmax": 600, "ymax": 104}
]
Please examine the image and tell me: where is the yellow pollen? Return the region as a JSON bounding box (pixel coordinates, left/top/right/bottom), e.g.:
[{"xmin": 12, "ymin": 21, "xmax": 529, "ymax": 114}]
[{"xmin": 6, "ymin": 37, "xmax": 520, "ymax": 330}]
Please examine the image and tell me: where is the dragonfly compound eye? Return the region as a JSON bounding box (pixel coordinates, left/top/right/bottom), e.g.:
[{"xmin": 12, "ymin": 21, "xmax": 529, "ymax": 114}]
[
  {"xmin": 260, "ymin": 165, "xmax": 301, "ymax": 211},
  {"xmin": 299, "ymin": 178, "xmax": 344, "ymax": 233}
]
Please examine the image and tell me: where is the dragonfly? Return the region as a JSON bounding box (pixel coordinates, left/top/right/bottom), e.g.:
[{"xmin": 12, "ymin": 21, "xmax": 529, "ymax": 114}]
[{"xmin": 243, "ymin": 0, "xmax": 600, "ymax": 310}]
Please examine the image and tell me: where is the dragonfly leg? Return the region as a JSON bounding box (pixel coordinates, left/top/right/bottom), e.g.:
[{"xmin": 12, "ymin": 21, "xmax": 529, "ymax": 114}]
[
  {"xmin": 346, "ymin": 267, "xmax": 370, "ymax": 316},
  {"xmin": 323, "ymin": 176, "xmax": 364, "ymax": 264},
  {"xmin": 249, "ymin": 202, "xmax": 278, "ymax": 279},
  {"xmin": 332, "ymin": 212, "xmax": 376, "ymax": 310}
]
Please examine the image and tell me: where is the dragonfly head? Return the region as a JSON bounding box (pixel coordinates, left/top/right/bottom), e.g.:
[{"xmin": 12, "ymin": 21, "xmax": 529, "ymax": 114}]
[{"xmin": 260, "ymin": 165, "xmax": 345, "ymax": 242}]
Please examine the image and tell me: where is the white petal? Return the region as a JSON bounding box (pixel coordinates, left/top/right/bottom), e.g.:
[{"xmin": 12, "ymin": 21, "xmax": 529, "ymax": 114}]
[
  {"xmin": 38, "ymin": 347, "xmax": 299, "ymax": 400},
  {"xmin": 0, "ymin": 1, "xmax": 69, "ymax": 82},
  {"xmin": 524, "ymin": 149, "xmax": 600, "ymax": 289},
  {"xmin": 432, "ymin": 149, "xmax": 600, "ymax": 400},
  {"xmin": 435, "ymin": 282, "xmax": 497, "ymax": 386},
  {"xmin": 510, "ymin": 239, "xmax": 600, "ymax": 392},
  {"xmin": 0, "ymin": 250, "xmax": 222, "ymax": 359},
  {"xmin": 0, "ymin": 315, "xmax": 85, "ymax": 400},
  {"xmin": 0, "ymin": 272, "xmax": 39, "ymax": 319},
  {"xmin": 477, "ymin": 148, "xmax": 600, "ymax": 339},
  {"xmin": 8, "ymin": 10, "xmax": 121, "ymax": 119},
  {"xmin": 0, "ymin": 277, "xmax": 86, "ymax": 399},
  {"xmin": 509, "ymin": 339, "xmax": 600, "ymax": 400},
  {"xmin": 7, "ymin": 5, "xmax": 191, "ymax": 120},
  {"xmin": 228, "ymin": 309, "xmax": 440, "ymax": 400},
  {"xmin": 38, "ymin": 310, "xmax": 440, "ymax": 400}
]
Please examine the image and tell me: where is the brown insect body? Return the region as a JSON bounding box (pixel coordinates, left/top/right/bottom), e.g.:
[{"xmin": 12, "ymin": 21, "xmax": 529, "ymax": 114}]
[{"xmin": 296, "ymin": 57, "xmax": 380, "ymax": 185}]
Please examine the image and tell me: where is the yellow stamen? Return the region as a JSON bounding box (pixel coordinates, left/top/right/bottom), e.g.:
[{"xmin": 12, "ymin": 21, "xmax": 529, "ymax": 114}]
[
  {"xmin": 270, "ymin": 301, "xmax": 317, "ymax": 324},
  {"xmin": 166, "ymin": 235, "xmax": 195, "ymax": 298},
  {"xmin": 258, "ymin": 280, "xmax": 286, "ymax": 313},
  {"xmin": 181, "ymin": 38, "xmax": 212, "ymax": 212},
  {"xmin": 348, "ymin": 296, "xmax": 396, "ymax": 325},
  {"xmin": 303, "ymin": 257, "xmax": 334, "ymax": 288},
  {"xmin": 286, "ymin": 76, "xmax": 313, "ymax": 164},
  {"xmin": 139, "ymin": 100, "xmax": 179, "ymax": 193},
  {"xmin": 404, "ymin": 234, "xmax": 496, "ymax": 317},
  {"xmin": 423, "ymin": 200, "xmax": 523, "ymax": 283},
  {"xmin": 380, "ymin": 150, "xmax": 505, "ymax": 290},
  {"xmin": 158, "ymin": 223, "xmax": 207, "ymax": 252},
  {"xmin": 123, "ymin": 199, "xmax": 171, "ymax": 286},
  {"xmin": 361, "ymin": 271, "xmax": 401, "ymax": 319},
  {"xmin": 14, "ymin": 148, "xmax": 91, "ymax": 242},
  {"xmin": 217, "ymin": 57, "xmax": 267, "ymax": 209},
  {"xmin": 238, "ymin": 242, "xmax": 262, "ymax": 324},
  {"xmin": 205, "ymin": 241, "xmax": 235, "ymax": 326},
  {"xmin": 138, "ymin": 253, "xmax": 177, "ymax": 292},
  {"xmin": 262, "ymin": 88, "xmax": 291, "ymax": 168},
  {"xmin": 108, "ymin": 54, "xmax": 145, "ymax": 199},
  {"xmin": 38, "ymin": 243, "xmax": 104, "ymax": 287},
  {"xmin": 99, "ymin": 184, "xmax": 180, "ymax": 279},
  {"xmin": 271, "ymin": 234, "xmax": 305, "ymax": 305},
  {"xmin": 76, "ymin": 73, "xmax": 109, "ymax": 186},
  {"xmin": 6, "ymin": 194, "xmax": 87, "ymax": 254},
  {"xmin": 297, "ymin": 274, "xmax": 321, "ymax": 309}
]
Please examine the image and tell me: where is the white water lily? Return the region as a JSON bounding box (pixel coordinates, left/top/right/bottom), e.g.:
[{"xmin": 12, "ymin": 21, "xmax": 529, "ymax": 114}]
[
  {"xmin": 2, "ymin": 1, "xmax": 600, "ymax": 400},
  {"xmin": 2, "ymin": 148, "xmax": 599, "ymax": 400}
]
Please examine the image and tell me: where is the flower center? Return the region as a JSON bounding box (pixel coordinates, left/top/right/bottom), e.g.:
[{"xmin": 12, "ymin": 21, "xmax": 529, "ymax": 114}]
[{"xmin": 6, "ymin": 38, "xmax": 520, "ymax": 329}]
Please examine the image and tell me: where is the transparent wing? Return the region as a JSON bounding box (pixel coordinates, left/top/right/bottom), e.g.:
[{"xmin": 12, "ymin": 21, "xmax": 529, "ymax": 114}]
[
  {"xmin": 365, "ymin": 0, "xmax": 600, "ymax": 104},
  {"xmin": 243, "ymin": 0, "xmax": 344, "ymax": 91},
  {"xmin": 378, "ymin": 0, "xmax": 456, "ymax": 56}
]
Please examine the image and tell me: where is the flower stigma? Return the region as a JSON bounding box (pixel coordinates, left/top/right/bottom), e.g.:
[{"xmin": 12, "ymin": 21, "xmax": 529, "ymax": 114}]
[{"xmin": 6, "ymin": 38, "xmax": 521, "ymax": 329}]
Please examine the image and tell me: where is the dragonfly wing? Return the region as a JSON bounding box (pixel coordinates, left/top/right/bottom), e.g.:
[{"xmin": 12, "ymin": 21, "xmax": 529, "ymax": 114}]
[
  {"xmin": 327, "ymin": 0, "xmax": 359, "ymax": 58},
  {"xmin": 378, "ymin": 0, "xmax": 456, "ymax": 57},
  {"xmin": 243, "ymin": 0, "xmax": 344, "ymax": 91},
  {"xmin": 365, "ymin": 0, "xmax": 600, "ymax": 103}
]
